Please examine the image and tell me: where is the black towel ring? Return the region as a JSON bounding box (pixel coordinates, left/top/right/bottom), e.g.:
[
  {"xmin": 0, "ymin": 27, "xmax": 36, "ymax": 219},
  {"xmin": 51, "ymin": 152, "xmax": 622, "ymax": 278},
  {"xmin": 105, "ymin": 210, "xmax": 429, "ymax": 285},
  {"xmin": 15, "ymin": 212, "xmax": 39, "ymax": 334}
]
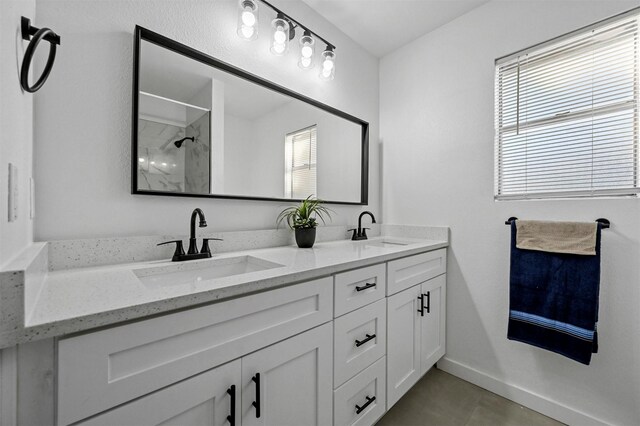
[{"xmin": 20, "ymin": 17, "xmax": 60, "ymax": 93}]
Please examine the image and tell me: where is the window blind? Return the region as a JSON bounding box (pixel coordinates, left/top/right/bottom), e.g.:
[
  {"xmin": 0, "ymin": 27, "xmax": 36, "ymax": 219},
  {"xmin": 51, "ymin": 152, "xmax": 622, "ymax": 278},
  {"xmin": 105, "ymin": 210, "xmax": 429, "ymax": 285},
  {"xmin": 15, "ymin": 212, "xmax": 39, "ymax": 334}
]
[
  {"xmin": 495, "ymin": 11, "xmax": 639, "ymax": 199},
  {"xmin": 285, "ymin": 125, "xmax": 317, "ymax": 199}
]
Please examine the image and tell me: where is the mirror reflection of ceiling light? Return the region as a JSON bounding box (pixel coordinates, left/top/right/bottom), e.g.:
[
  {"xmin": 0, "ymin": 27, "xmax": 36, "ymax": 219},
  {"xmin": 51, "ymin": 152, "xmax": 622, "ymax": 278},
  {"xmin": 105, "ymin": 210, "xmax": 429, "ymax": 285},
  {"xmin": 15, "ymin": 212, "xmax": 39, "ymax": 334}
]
[{"xmin": 236, "ymin": 0, "xmax": 336, "ymax": 80}]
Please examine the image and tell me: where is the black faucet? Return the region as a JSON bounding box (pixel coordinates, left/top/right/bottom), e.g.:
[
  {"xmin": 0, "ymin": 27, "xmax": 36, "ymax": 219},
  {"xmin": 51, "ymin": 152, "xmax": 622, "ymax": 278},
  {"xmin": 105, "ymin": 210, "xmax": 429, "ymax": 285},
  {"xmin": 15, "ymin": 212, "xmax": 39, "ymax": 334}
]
[
  {"xmin": 158, "ymin": 208, "xmax": 222, "ymax": 261},
  {"xmin": 350, "ymin": 211, "xmax": 377, "ymax": 240}
]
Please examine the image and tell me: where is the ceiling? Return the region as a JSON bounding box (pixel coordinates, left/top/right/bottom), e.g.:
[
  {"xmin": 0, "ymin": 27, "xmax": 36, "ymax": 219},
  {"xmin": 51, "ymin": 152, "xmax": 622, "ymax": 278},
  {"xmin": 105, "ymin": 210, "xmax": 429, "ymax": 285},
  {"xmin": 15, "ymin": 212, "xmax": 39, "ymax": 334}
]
[{"xmin": 301, "ymin": 0, "xmax": 490, "ymax": 57}]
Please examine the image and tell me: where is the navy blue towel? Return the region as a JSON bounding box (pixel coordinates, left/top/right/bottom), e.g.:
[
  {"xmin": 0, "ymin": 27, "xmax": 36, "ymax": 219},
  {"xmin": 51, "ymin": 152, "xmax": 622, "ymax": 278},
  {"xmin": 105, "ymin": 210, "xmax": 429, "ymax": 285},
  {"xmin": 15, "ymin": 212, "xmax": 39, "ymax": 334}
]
[{"xmin": 507, "ymin": 222, "xmax": 602, "ymax": 365}]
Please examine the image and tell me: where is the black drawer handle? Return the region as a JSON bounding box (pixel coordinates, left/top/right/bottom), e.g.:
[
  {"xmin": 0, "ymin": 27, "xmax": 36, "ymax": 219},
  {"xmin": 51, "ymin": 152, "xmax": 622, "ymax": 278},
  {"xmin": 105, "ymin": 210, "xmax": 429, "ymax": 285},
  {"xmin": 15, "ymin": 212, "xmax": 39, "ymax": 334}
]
[
  {"xmin": 355, "ymin": 282, "xmax": 376, "ymax": 292},
  {"xmin": 425, "ymin": 291, "xmax": 431, "ymax": 313},
  {"xmin": 252, "ymin": 373, "xmax": 261, "ymax": 418},
  {"xmin": 355, "ymin": 333, "xmax": 376, "ymax": 347},
  {"xmin": 226, "ymin": 385, "xmax": 236, "ymax": 426},
  {"xmin": 417, "ymin": 294, "xmax": 425, "ymax": 316},
  {"xmin": 355, "ymin": 396, "xmax": 376, "ymax": 414}
]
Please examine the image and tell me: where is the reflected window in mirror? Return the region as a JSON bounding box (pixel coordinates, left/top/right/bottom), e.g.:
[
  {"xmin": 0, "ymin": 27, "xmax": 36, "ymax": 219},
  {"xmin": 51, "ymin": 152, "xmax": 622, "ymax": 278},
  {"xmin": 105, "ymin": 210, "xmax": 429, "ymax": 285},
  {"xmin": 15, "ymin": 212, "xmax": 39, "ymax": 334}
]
[{"xmin": 285, "ymin": 125, "xmax": 317, "ymax": 199}]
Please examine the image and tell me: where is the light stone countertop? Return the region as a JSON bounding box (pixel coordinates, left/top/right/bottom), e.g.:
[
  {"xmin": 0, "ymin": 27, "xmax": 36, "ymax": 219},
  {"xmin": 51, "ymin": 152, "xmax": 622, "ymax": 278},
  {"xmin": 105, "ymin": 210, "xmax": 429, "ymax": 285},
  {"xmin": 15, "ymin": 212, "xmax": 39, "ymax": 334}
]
[{"xmin": 0, "ymin": 225, "xmax": 448, "ymax": 348}]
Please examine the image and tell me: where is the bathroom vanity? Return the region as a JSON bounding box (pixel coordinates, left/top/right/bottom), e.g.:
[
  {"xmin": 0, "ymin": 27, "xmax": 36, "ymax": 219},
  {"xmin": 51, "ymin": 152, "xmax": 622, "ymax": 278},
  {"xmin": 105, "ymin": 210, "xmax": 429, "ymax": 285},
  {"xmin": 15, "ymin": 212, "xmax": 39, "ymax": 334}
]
[{"xmin": 0, "ymin": 226, "xmax": 447, "ymax": 426}]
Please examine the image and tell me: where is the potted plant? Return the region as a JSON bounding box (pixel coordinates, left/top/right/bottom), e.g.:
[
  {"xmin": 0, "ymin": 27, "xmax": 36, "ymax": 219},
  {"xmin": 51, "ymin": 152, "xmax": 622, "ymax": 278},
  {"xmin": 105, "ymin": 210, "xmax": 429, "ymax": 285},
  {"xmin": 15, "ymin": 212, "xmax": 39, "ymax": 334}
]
[{"xmin": 277, "ymin": 196, "xmax": 332, "ymax": 248}]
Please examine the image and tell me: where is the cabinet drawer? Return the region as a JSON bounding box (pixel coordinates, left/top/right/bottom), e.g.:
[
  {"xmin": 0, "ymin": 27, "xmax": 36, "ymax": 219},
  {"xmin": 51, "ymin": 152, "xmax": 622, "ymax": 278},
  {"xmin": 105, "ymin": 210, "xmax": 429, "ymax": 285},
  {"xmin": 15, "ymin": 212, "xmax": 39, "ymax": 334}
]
[
  {"xmin": 334, "ymin": 298, "xmax": 386, "ymax": 387},
  {"xmin": 387, "ymin": 249, "xmax": 446, "ymax": 296},
  {"xmin": 334, "ymin": 263, "xmax": 386, "ymax": 317},
  {"xmin": 334, "ymin": 357, "xmax": 386, "ymax": 426},
  {"xmin": 57, "ymin": 277, "xmax": 332, "ymax": 425}
]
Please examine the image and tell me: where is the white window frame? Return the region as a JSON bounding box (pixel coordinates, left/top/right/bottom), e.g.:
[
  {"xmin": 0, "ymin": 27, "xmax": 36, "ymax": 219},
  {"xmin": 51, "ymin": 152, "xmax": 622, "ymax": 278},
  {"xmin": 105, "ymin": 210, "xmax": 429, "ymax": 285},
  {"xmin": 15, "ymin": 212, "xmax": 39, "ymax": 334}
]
[{"xmin": 494, "ymin": 8, "xmax": 640, "ymax": 200}]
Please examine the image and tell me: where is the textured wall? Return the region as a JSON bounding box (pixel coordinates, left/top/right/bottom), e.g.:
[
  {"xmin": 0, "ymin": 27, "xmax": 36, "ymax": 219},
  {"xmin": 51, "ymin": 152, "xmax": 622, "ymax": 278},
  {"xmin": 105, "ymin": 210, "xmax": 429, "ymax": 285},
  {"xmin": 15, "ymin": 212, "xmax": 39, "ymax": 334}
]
[
  {"xmin": 381, "ymin": 1, "xmax": 639, "ymax": 425},
  {"xmin": 0, "ymin": 0, "xmax": 36, "ymax": 268},
  {"xmin": 34, "ymin": 0, "xmax": 380, "ymax": 240}
]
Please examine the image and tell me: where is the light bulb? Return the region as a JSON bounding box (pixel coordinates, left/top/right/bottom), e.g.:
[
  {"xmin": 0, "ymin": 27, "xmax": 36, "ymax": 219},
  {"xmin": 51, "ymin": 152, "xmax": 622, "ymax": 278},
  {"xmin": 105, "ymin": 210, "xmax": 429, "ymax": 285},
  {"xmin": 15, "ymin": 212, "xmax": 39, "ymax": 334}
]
[
  {"xmin": 150, "ymin": 161, "xmax": 155, "ymax": 165},
  {"xmin": 298, "ymin": 32, "xmax": 315, "ymax": 69},
  {"xmin": 237, "ymin": 0, "xmax": 258, "ymax": 41},
  {"xmin": 240, "ymin": 25, "xmax": 255, "ymax": 39},
  {"xmin": 241, "ymin": 10, "xmax": 256, "ymax": 27},
  {"xmin": 319, "ymin": 48, "xmax": 335, "ymax": 80},
  {"xmin": 138, "ymin": 158, "xmax": 145, "ymax": 163},
  {"xmin": 270, "ymin": 15, "xmax": 290, "ymax": 56},
  {"xmin": 301, "ymin": 45, "xmax": 313, "ymax": 58},
  {"xmin": 162, "ymin": 162, "xmax": 167, "ymax": 166},
  {"xmin": 300, "ymin": 57, "xmax": 312, "ymax": 68},
  {"xmin": 274, "ymin": 26, "xmax": 286, "ymax": 44}
]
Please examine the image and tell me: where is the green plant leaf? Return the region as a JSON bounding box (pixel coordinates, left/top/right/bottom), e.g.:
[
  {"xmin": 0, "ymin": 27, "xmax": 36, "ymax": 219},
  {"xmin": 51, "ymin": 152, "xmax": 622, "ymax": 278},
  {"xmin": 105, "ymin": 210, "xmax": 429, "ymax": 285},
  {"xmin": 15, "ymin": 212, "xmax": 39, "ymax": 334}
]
[{"xmin": 275, "ymin": 195, "xmax": 333, "ymax": 230}]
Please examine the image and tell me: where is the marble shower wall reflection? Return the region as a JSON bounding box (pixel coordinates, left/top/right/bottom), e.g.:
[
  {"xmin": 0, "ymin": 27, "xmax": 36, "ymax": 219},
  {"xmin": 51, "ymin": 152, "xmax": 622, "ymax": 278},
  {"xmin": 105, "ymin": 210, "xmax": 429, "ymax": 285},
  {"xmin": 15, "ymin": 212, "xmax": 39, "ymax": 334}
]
[
  {"xmin": 185, "ymin": 113, "xmax": 211, "ymax": 193},
  {"xmin": 137, "ymin": 90, "xmax": 211, "ymax": 194}
]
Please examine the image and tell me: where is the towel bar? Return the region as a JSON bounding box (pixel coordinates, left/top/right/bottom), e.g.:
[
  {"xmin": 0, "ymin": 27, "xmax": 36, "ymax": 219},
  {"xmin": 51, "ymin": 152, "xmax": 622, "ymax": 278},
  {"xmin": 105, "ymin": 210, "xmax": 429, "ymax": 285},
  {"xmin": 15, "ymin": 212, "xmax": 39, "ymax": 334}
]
[{"xmin": 504, "ymin": 217, "xmax": 610, "ymax": 229}]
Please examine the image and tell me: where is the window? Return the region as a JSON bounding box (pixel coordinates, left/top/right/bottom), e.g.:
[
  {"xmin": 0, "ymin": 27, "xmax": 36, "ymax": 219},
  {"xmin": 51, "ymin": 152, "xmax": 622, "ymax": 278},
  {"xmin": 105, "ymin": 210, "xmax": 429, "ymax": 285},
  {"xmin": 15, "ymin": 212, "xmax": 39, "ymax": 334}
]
[
  {"xmin": 495, "ymin": 10, "xmax": 639, "ymax": 199},
  {"xmin": 285, "ymin": 125, "xmax": 317, "ymax": 199}
]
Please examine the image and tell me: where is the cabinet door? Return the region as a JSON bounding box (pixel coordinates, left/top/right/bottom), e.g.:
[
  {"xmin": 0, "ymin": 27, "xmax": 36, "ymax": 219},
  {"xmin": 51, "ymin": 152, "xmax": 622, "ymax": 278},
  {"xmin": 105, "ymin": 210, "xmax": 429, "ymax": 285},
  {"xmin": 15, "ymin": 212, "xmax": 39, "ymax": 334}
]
[
  {"xmin": 241, "ymin": 323, "xmax": 333, "ymax": 426},
  {"xmin": 420, "ymin": 274, "xmax": 446, "ymax": 375},
  {"xmin": 386, "ymin": 284, "xmax": 422, "ymax": 409},
  {"xmin": 78, "ymin": 359, "xmax": 241, "ymax": 426}
]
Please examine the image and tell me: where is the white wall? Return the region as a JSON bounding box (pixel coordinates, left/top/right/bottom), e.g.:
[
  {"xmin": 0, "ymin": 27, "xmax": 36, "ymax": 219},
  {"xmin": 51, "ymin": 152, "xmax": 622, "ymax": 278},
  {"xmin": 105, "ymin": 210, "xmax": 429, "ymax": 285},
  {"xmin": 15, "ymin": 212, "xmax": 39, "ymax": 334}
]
[
  {"xmin": 0, "ymin": 1, "xmax": 36, "ymax": 268},
  {"xmin": 380, "ymin": 1, "xmax": 639, "ymax": 425},
  {"xmin": 34, "ymin": 0, "xmax": 380, "ymax": 240}
]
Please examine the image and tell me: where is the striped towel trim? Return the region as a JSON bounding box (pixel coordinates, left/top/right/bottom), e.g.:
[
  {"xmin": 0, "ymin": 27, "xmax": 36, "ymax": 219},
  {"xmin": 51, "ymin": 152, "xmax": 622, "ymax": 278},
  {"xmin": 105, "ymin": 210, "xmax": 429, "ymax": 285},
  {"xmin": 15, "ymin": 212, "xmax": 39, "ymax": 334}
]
[{"xmin": 509, "ymin": 310, "xmax": 594, "ymax": 341}]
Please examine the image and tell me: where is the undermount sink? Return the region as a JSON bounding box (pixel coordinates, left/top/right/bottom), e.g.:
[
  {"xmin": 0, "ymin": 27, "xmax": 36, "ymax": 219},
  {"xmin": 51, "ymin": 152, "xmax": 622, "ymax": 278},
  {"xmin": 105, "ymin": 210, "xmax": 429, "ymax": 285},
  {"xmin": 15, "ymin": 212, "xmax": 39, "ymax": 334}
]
[
  {"xmin": 134, "ymin": 255, "xmax": 284, "ymax": 288},
  {"xmin": 362, "ymin": 239, "xmax": 411, "ymax": 249}
]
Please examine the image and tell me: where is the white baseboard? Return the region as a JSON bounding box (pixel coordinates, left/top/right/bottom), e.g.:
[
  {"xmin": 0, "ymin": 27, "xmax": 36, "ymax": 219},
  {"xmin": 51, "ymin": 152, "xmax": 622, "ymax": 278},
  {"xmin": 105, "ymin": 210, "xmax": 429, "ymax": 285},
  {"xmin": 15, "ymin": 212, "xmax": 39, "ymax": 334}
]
[{"xmin": 437, "ymin": 357, "xmax": 611, "ymax": 426}]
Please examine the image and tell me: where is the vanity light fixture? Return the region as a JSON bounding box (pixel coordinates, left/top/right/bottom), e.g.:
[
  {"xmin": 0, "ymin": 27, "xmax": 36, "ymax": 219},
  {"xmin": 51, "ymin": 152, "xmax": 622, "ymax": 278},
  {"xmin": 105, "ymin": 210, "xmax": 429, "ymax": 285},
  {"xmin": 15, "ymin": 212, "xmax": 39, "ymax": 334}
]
[
  {"xmin": 319, "ymin": 47, "xmax": 335, "ymax": 81},
  {"xmin": 235, "ymin": 0, "xmax": 336, "ymax": 80},
  {"xmin": 237, "ymin": 0, "xmax": 259, "ymax": 41},
  {"xmin": 270, "ymin": 13, "xmax": 290, "ymax": 56},
  {"xmin": 298, "ymin": 31, "xmax": 315, "ymax": 69}
]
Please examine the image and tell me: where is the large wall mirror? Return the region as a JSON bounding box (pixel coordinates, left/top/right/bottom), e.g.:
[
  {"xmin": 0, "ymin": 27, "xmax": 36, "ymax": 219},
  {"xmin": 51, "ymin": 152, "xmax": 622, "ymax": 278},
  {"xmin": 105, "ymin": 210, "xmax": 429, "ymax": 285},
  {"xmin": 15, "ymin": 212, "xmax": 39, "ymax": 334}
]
[{"xmin": 132, "ymin": 26, "xmax": 369, "ymax": 204}]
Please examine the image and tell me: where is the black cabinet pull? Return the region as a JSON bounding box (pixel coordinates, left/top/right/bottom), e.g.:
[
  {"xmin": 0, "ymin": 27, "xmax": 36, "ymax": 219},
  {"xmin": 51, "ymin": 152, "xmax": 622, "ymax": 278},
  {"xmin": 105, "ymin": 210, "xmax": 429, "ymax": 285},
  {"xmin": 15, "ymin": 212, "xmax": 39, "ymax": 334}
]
[
  {"xmin": 355, "ymin": 282, "xmax": 376, "ymax": 292},
  {"xmin": 355, "ymin": 396, "xmax": 376, "ymax": 414},
  {"xmin": 425, "ymin": 291, "xmax": 431, "ymax": 313},
  {"xmin": 226, "ymin": 385, "xmax": 236, "ymax": 426},
  {"xmin": 355, "ymin": 333, "xmax": 376, "ymax": 347},
  {"xmin": 251, "ymin": 373, "xmax": 261, "ymax": 418},
  {"xmin": 417, "ymin": 294, "xmax": 425, "ymax": 316}
]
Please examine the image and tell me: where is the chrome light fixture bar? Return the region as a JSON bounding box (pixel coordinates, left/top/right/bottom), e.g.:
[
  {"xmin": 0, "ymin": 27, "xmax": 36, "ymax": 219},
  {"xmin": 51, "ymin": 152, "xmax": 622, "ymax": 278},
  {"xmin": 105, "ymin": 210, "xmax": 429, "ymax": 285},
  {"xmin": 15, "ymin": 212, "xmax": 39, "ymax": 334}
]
[{"xmin": 236, "ymin": 0, "xmax": 336, "ymax": 79}]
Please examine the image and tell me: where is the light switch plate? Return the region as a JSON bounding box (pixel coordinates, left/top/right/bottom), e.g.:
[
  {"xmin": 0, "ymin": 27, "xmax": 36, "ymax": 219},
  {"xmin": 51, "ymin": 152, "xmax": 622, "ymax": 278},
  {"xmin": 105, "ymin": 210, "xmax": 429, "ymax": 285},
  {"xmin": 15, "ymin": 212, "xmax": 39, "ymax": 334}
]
[{"xmin": 8, "ymin": 163, "xmax": 18, "ymax": 222}]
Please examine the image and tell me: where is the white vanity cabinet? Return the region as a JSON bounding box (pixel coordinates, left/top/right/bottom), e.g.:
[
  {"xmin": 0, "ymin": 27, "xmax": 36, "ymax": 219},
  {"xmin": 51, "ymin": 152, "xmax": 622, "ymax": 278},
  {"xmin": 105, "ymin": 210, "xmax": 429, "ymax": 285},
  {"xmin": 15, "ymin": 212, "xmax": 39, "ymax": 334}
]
[
  {"xmin": 55, "ymin": 245, "xmax": 447, "ymax": 426},
  {"xmin": 241, "ymin": 322, "xmax": 333, "ymax": 426},
  {"xmin": 57, "ymin": 277, "xmax": 333, "ymax": 425},
  {"xmin": 332, "ymin": 265, "xmax": 387, "ymax": 426},
  {"xmin": 77, "ymin": 359, "xmax": 241, "ymax": 426},
  {"xmin": 78, "ymin": 323, "xmax": 333, "ymax": 426},
  {"xmin": 386, "ymin": 250, "xmax": 447, "ymax": 409}
]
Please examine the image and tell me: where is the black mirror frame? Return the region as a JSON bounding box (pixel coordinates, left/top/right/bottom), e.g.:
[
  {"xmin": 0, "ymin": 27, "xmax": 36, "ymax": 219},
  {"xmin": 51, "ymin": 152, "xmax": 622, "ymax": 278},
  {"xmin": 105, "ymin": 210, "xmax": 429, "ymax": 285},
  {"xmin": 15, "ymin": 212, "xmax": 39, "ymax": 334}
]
[{"xmin": 132, "ymin": 25, "xmax": 369, "ymax": 205}]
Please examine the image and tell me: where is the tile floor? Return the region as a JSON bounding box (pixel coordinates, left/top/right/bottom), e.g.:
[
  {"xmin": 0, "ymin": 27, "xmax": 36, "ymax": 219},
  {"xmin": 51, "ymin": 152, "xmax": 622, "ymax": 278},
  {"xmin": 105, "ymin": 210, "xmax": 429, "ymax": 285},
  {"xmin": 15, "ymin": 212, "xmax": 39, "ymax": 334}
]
[{"xmin": 377, "ymin": 368, "xmax": 564, "ymax": 426}]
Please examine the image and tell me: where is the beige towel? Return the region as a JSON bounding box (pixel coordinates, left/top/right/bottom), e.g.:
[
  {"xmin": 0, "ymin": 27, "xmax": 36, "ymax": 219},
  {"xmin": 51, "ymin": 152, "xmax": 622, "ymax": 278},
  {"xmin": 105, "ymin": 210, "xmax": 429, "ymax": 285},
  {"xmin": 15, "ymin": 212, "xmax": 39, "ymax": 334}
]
[{"xmin": 515, "ymin": 220, "xmax": 598, "ymax": 255}]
